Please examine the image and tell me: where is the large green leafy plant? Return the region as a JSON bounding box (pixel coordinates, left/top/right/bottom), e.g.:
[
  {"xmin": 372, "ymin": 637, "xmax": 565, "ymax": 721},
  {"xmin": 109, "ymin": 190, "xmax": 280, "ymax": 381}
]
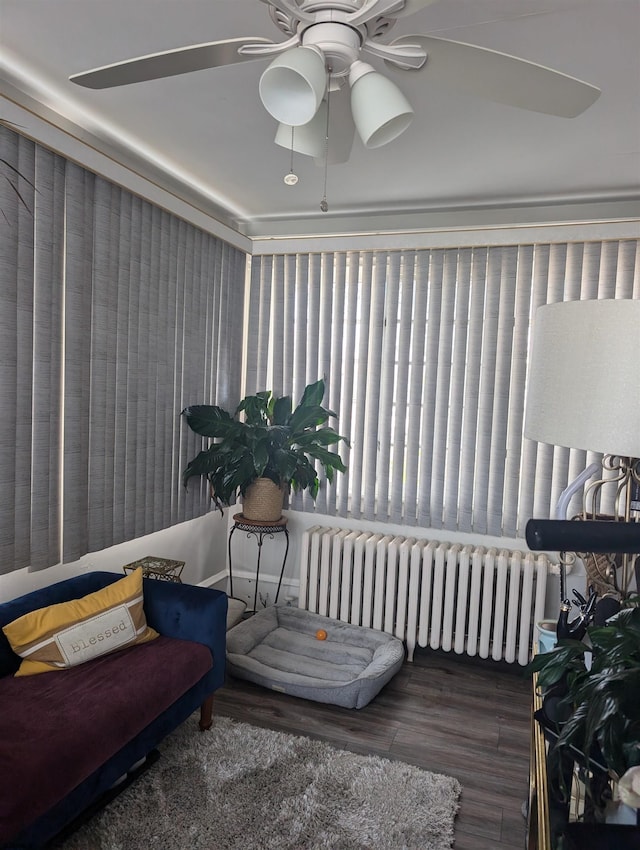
[
  {"xmin": 181, "ymin": 379, "xmax": 348, "ymax": 513},
  {"xmin": 528, "ymin": 605, "xmax": 640, "ymax": 789}
]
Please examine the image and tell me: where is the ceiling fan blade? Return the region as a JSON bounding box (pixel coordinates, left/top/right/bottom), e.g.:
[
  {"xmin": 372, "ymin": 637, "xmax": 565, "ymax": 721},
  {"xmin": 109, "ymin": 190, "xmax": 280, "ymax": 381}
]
[
  {"xmin": 388, "ymin": 34, "xmax": 601, "ymax": 117},
  {"xmin": 69, "ymin": 37, "xmax": 276, "ymax": 89}
]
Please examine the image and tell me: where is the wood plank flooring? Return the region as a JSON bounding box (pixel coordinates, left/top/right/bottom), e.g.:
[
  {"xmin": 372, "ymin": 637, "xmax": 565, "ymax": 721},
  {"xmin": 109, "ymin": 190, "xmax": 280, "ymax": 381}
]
[{"xmin": 214, "ymin": 648, "xmax": 532, "ymax": 850}]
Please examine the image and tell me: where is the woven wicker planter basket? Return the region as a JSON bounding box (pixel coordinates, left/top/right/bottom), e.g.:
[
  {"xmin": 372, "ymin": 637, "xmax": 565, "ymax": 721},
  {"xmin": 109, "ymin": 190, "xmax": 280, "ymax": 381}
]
[{"xmin": 242, "ymin": 478, "xmax": 285, "ymax": 522}]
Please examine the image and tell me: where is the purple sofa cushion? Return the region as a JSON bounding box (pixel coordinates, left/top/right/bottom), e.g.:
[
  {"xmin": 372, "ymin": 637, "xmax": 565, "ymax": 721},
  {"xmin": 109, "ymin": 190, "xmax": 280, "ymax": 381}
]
[{"xmin": 0, "ymin": 634, "xmax": 212, "ymax": 844}]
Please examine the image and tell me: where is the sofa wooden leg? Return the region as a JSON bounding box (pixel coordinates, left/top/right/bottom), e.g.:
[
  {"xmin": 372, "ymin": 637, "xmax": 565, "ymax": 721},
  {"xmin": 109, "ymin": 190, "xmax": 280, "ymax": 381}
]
[{"xmin": 199, "ymin": 694, "xmax": 214, "ymax": 731}]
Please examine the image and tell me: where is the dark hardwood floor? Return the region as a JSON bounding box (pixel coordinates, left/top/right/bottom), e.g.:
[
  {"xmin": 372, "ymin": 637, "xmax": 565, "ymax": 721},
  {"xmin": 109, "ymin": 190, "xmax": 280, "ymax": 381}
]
[{"xmin": 214, "ymin": 648, "xmax": 532, "ymax": 850}]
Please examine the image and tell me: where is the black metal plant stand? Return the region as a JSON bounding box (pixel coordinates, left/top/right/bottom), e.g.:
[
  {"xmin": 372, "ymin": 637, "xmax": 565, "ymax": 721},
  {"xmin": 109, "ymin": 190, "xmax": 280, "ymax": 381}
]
[{"xmin": 227, "ymin": 513, "xmax": 289, "ymax": 613}]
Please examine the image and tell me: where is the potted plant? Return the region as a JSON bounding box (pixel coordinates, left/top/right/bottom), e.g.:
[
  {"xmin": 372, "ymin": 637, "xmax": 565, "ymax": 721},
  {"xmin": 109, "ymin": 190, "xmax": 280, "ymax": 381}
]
[
  {"xmin": 528, "ymin": 605, "xmax": 640, "ymax": 824},
  {"xmin": 181, "ymin": 378, "xmax": 348, "ymax": 521}
]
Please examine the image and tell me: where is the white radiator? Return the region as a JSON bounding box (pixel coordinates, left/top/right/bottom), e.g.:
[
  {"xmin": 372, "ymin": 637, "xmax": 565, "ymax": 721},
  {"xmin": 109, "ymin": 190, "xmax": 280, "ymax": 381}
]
[{"xmin": 298, "ymin": 526, "xmax": 550, "ymax": 665}]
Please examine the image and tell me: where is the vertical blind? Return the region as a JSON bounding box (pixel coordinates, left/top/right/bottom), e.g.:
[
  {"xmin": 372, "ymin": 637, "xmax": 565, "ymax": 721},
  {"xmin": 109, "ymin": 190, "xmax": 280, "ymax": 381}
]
[
  {"xmin": 0, "ymin": 125, "xmax": 246, "ymax": 575},
  {"xmin": 247, "ymin": 240, "xmax": 639, "ymax": 538}
]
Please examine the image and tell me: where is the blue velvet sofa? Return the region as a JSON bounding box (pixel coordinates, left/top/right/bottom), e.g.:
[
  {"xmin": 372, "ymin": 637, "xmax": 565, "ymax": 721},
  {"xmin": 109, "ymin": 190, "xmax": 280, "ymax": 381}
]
[{"xmin": 0, "ymin": 571, "xmax": 228, "ymax": 849}]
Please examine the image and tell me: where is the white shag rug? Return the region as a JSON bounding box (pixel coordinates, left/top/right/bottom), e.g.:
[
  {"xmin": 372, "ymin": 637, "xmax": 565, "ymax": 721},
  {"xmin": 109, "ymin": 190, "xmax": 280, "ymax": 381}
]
[{"xmin": 56, "ymin": 716, "xmax": 461, "ymax": 850}]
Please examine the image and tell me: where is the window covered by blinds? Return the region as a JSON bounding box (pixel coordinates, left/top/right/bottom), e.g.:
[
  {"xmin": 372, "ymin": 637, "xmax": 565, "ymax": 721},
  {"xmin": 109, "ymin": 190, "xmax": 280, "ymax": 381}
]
[
  {"xmin": 247, "ymin": 240, "xmax": 639, "ymax": 538},
  {"xmin": 0, "ymin": 125, "xmax": 246, "ymax": 575}
]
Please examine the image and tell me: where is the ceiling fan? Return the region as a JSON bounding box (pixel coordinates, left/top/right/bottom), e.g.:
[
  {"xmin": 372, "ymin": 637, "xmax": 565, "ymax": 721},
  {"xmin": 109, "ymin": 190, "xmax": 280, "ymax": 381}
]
[{"xmin": 69, "ymin": 0, "xmax": 601, "ymax": 166}]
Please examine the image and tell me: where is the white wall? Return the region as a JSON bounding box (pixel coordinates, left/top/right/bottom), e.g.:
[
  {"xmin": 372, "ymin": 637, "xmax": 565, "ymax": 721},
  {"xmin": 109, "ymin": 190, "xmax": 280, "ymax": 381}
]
[
  {"xmin": 1, "ymin": 497, "xmax": 583, "ymax": 627},
  {"xmin": 0, "ymin": 510, "xmax": 229, "ymax": 603}
]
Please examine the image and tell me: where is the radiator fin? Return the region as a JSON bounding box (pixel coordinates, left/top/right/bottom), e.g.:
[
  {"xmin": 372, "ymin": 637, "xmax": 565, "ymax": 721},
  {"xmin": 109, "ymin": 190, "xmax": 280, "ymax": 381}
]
[{"xmin": 298, "ymin": 526, "xmax": 549, "ymax": 665}]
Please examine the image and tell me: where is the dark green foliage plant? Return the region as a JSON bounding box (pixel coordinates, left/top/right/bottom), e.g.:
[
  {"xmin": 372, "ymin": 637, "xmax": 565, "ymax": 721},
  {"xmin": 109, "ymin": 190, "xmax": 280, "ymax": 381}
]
[
  {"xmin": 181, "ymin": 378, "xmax": 348, "ymax": 514},
  {"xmin": 527, "ymin": 605, "xmax": 640, "ymax": 783}
]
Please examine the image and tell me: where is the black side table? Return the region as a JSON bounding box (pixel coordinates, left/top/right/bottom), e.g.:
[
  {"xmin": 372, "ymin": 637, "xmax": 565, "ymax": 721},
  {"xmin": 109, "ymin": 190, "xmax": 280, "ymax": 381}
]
[{"xmin": 228, "ymin": 513, "xmax": 290, "ymax": 613}]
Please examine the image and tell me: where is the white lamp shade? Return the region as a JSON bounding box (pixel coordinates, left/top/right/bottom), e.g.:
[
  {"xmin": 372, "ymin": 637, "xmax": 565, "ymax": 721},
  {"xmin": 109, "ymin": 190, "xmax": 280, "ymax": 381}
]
[
  {"xmin": 259, "ymin": 46, "xmax": 327, "ymax": 127},
  {"xmin": 524, "ymin": 299, "xmax": 640, "ymax": 458},
  {"xmin": 275, "ymin": 88, "xmax": 355, "ymax": 164},
  {"xmin": 274, "ymin": 103, "xmax": 327, "ymax": 159},
  {"xmin": 349, "ymin": 61, "xmax": 414, "ymax": 149}
]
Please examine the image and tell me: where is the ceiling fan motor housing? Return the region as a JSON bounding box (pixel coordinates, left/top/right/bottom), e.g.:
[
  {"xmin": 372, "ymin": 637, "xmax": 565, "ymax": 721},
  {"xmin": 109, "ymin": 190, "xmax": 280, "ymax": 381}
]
[{"xmin": 301, "ymin": 20, "xmax": 362, "ymax": 77}]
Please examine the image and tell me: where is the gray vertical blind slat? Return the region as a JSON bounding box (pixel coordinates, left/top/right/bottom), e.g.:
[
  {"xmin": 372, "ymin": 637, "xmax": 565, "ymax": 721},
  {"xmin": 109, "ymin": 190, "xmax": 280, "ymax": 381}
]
[
  {"xmin": 282, "ymin": 255, "xmax": 297, "ymax": 395},
  {"xmin": 484, "ymin": 248, "xmax": 517, "ymax": 535},
  {"xmin": 442, "ymin": 248, "xmax": 472, "ymax": 530},
  {"xmin": 503, "ymin": 245, "xmax": 533, "ymax": 537},
  {"xmin": 403, "ymin": 251, "xmax": 428, "ymax": 526},
  {"xmin": 298, "ymin": 255, "xmax": 323, "ymax": 512},
  {"xmin": 431, "ymin": 249, "xmax": 458, "ymax": 529},
  {"xmin": 0, "ymin": 129, "xmax": 36, "ymax": 573},
  {"xmin": 326, "ymin": 253, "xmax": 347, "ymax": 517},
  {"xmin": 417, "ymin": 249, "xmax": 445, "ymax": 528},
  {"xmin": 376, "ymin": 253, "xmax": 400, "ymax": 521},
  {"xmin": 336, "ymin": 253, "xmax": 359, "ymax": 517},
  {"xmin": 271, "ymin": 255, "xmax": 286, "ymax": 395},
  {"xmin": 62, "ymin": 163, "xmax": 94, "ymax": 562},
  {"xmin": 314, "ymin": 253, "xmax": 336, "ymax": 515},
  {"xmin": 389, "ymin": 254, "xmax": 414, "ymax": 524},
  {"xmin": 31, "ymin": 147, "xmax": 65, "ymax": 569},
  {"xmin": 244, "ymin": 257, "xmax": 265, "ymax": 396},
  {"xmin": 362, "ymin": 254, "xmax": 387, "ymax": 521}
]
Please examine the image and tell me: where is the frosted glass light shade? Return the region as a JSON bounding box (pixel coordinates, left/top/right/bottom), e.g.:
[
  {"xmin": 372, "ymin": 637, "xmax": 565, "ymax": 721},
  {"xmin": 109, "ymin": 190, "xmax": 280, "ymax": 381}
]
[
  {"xmin": 259, "ymin": 46, "xmax": 327, "ymax": 126},
  {"xmin": 349, "ymin": 60, "xmax": 413, "ymax": 149},
  {"xmin": 524, "ymin": 299, "xmax": 640, "ymax": 458},
  {"xmin": 275, "ymin": 92, "xmax": 355, "ymax": 164},
  {"xmin": 274, "ymin": 102, "xmax": 327, "ymax": 159}
]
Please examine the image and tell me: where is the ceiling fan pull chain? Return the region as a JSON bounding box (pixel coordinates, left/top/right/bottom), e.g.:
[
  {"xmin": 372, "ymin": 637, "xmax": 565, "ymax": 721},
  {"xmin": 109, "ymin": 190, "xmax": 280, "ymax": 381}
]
[
  {"xmin": 284, "ymin": 126, "xmax": 299, "ymax": 185},
  {"xmin": 320, "ymin": 69, "xmax": 331, "ymax": 213}
]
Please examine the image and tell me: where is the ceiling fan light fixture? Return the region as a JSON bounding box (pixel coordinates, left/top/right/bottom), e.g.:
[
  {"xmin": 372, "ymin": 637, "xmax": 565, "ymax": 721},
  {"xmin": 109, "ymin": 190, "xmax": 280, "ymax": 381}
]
[
  {"xmin": 349, "ymin": 60, "xmax": 414, "ymax": 149},
  {"xmin": 259, "ymin": 46, "xmax": 327, "ymax": 126}
]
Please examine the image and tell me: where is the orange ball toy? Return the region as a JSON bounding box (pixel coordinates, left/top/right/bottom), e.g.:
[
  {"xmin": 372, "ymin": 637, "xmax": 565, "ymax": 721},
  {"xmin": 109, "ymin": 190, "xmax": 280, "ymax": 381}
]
[{"xmin": 315, "ymin": 629, "xmax": 328, "ymax": 641}]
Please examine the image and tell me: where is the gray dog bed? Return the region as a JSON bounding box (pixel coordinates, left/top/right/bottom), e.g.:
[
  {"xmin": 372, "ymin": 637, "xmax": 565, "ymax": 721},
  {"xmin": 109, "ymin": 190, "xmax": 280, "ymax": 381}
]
[{"xmin": 226, "ymin": 606, "xmax": 405, "ymax": 709}]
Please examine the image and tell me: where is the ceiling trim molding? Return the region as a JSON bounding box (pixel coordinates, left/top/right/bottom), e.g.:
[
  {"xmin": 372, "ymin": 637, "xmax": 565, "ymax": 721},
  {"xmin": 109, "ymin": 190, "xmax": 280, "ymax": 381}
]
[
  {"xmin": 3, "ymin": 50, "xmax": 637, "ymax": 258},
  {"xmin": 0, "ymin": 83, "xmax": 252, "ymax": 253},
  {"xmin": 249, "ymin": 217, "xmax": 640, "ymax": 255}
]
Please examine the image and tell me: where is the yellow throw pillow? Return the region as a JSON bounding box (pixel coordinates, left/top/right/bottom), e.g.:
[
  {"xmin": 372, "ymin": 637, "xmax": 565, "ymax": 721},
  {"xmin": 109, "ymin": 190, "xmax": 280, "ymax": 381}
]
[{"xmin": 2, "ymin": 568, "xmax": 159, "ymax": 676}]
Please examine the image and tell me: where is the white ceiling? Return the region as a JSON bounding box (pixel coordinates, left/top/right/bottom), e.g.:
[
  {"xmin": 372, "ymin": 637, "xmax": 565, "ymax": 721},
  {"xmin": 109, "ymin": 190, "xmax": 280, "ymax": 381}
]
[{"xmin": 1, "ymin": 0, "xmax": 639, "ymax": 240}]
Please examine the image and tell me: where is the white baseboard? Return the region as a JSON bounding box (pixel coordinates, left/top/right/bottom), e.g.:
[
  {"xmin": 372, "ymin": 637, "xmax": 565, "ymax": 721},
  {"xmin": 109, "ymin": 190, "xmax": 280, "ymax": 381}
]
[{"xmin": 197, "ymin": 570, "xmax": 228, "ymax": 589}]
